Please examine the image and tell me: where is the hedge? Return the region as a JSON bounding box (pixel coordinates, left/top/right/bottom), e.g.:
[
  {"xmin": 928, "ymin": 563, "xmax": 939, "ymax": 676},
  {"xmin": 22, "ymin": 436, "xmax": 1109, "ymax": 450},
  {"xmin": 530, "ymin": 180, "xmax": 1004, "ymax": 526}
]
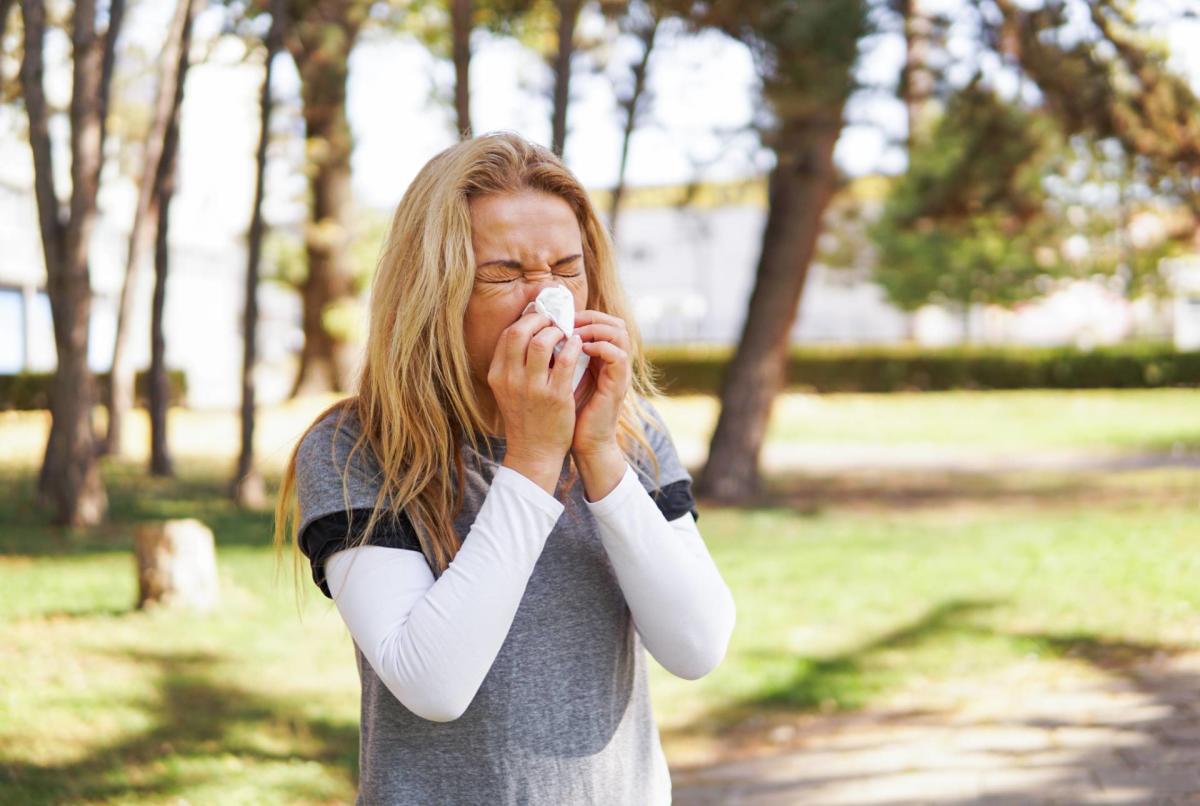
[
  {"xmin": 0, "ymin": 370, "xmax": 188, "ymax": 411},
  {"xmin": 644, "ymin": 343, "xmax": 1200, "ymax": 395}
]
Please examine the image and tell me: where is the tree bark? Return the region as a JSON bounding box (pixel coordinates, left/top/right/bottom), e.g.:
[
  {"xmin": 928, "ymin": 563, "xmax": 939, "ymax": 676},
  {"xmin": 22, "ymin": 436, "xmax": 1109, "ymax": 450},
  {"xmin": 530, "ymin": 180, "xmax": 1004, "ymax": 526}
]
[
  {"xmin": 696, "ymin": 116, "xmax": 844, "ymax": 503},
  {"xmin": 103, "ymin": 0, "xmax": 193, "ymax": 458},
  {"xmin": 0, "ymin": 0, "xmax": 15, "ymax": 97},
  {"xmin": 233, "ymin": 0, "xmax": 284, "ymax": 508},
  {"xmin": 22, "ymin": 0, "xmax": 119, "ymax": 526},
  {"xmin": 609, "ymin": 13, "xmax": 658, "ymax": 240},
  {"xmin": 149, "ymin": 149, "xmax": 175, "ymax": 478},
  {"xmin": 550, "ymin": 0, "xmax": 581, "ymax": 158},
  {"xmin": 899, "ymin": 0, "xmax": 935, "ymax": 149},
  {"xmin": 286, "ymin": 6, "xmax": 364, "ymax": 397},
  {"xmin": 147, "ymin": 0, "xmax": 199, "ymax": 477},
  {"xmin": 452, "ymin": 0, "xmax": 472, "ymax": 138}
]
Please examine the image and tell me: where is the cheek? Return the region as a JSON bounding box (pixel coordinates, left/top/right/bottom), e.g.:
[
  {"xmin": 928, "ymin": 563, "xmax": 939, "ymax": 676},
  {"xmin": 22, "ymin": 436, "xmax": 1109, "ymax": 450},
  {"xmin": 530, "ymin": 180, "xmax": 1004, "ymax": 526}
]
[{"xmin": 465, "ymin": 292, "xmax": 524, "ymax": 363}]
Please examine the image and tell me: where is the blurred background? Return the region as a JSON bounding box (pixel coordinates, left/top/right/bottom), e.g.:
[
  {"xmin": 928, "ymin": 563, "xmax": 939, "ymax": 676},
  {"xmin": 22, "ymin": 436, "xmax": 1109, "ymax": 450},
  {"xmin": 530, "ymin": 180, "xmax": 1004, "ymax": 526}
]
[{"xmin": 1, "ymin": 0, "xmax": 1198, "ymax": 803}]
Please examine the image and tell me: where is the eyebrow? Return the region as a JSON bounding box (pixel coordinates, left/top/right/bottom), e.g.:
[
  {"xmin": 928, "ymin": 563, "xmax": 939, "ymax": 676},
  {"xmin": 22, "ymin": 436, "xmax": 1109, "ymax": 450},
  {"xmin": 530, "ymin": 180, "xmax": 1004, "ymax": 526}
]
[{"xmin": 477, "ymin": 253, "xmax": 582, "ymax": 270}]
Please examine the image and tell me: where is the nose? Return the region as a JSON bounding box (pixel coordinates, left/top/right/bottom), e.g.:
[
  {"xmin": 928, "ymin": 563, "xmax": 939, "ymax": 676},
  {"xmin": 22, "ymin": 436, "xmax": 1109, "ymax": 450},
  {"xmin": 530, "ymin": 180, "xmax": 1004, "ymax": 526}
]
[{"xmin": 524, "ymin": 270, "xmax": 561, "ymax": 301}]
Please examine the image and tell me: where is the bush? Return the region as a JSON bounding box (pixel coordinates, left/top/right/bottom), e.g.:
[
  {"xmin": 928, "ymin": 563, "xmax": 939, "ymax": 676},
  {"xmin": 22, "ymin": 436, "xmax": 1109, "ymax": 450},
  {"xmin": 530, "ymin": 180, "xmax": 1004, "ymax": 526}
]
[
  {"xmin": 0, "ymin": 370, "xmax": 188, "ymax": 411},
  {"xmin": 645, "ymin": 343, "xmax": 1200, "ymax": 395}
]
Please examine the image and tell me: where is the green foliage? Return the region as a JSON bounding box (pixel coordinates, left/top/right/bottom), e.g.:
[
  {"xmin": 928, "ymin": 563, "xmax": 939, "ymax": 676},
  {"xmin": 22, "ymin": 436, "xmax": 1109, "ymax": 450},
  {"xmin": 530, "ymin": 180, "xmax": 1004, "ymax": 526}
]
[
  {"xmin": 0, "ymin": 370, "xmax": 188, "ymax": 411},
  {"xmin": 645, "ymin": 343, "xmax": 1200, "ymax": 395},
  {"xmin": 1002, "ymin": 0, "xmax": 1200, "ymax": 210},
  {"xmin": 871, "ymin": 82, "xmax": 1068, "ymax": 310},
  {"xmin": 682, "ymin": 0, "xmax": 869, "ymax": 115}
]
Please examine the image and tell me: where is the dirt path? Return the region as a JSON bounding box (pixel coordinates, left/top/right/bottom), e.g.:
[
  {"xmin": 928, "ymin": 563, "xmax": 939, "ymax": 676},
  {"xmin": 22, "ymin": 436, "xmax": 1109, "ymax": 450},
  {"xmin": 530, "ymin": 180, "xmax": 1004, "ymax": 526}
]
[{"xmin": 670, "ymin": 650, "xmax": 1200, "ymax": 804}]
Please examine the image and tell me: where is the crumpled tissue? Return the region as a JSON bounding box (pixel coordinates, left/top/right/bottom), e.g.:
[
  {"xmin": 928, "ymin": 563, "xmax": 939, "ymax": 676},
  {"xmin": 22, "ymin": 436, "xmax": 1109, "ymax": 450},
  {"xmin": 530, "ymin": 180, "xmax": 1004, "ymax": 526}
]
[{"xmin": 521, "ymin": 283, "xmax": 590, "ymax": 390}]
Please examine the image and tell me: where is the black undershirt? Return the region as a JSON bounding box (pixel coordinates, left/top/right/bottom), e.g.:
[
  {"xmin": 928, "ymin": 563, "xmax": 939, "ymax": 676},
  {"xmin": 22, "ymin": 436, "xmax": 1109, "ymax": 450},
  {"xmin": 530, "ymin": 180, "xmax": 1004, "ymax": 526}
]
[{"xmin": 299, "ymin": 478, "xmax": 699, "ymax": 599}]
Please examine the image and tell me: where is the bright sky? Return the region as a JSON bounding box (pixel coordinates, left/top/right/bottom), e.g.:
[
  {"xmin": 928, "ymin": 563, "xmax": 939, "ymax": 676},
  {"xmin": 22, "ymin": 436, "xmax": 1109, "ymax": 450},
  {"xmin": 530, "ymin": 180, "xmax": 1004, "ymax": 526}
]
[{"xmin": 3, "ymin": 0, "xmax": 1198, "ymax": 237}]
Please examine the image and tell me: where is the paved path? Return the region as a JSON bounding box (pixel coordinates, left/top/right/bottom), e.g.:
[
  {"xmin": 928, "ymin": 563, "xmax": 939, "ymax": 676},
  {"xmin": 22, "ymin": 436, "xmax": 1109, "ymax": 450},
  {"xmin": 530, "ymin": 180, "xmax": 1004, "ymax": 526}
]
[{"xmin": 670, "ymin": 650, "xmax": 1200, "ymax": 805}]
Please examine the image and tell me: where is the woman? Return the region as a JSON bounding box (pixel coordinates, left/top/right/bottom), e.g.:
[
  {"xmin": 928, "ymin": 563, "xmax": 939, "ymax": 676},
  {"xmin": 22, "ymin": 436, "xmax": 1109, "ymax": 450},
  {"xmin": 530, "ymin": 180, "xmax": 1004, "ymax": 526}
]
[{"xmin": 273, "ymin": 131, "xmax": 736, "ymax": 805}]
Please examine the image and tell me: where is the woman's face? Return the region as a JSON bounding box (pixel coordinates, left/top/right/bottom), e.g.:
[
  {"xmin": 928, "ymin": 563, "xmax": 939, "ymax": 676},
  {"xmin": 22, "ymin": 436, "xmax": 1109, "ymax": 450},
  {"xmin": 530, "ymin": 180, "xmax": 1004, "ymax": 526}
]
[{"xmin": 464, "ymin": 190, "xmax": 590, "ymax": 388}]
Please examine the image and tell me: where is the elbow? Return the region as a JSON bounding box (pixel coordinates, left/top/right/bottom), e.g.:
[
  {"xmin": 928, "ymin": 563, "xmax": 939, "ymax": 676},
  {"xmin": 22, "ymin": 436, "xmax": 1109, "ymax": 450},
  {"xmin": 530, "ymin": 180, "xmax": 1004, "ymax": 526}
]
[
  {"xmin": 407, "ymin": 696, "xmax": 470, "ymax": 724},
  {"xmin": 379, "ymin": 675, "xmax": 472, "ymax": 723},
  {"xmin": 372, "ymin": 638, "xmax": 476, "ymax": 723},
  {"xmin": 665, "ymin": 590, "xmax": 737, "ymax": 681},
  {"xmin": 669, "ymin": 643, "xmax": 727, "ymax": 681}
]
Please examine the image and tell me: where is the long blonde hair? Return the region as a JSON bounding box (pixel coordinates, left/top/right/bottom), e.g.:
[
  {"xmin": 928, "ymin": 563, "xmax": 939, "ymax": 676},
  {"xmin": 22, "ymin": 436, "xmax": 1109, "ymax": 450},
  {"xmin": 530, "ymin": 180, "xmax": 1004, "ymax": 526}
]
[{"xmin": 273, "ymin": 131, "xmax": 666, "ymax": 592}]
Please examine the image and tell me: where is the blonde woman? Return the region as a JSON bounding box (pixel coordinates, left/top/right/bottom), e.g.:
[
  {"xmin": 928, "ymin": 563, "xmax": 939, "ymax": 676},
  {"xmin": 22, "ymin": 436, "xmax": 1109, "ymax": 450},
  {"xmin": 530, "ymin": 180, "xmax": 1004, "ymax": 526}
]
[{"xmin": 274, "ymin": 131, "xmax": 736, "ymax": 805}]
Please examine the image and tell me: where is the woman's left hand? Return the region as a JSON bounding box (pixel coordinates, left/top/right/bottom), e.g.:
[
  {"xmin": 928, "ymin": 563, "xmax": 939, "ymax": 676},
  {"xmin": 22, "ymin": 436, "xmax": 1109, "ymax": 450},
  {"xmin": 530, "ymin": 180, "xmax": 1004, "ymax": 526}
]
[{"xmin": 570, "ymin": 310, "xmax": 632, "ymax": 458}]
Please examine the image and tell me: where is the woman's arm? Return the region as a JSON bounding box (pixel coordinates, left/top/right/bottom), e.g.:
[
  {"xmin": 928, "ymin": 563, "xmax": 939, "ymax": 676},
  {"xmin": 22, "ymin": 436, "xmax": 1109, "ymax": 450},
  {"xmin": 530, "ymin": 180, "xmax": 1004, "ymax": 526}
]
[
  {"xmin": 322, "ymin": 464, "xmax": 562, "ymax": 722},
  {"xmin": 582, "ymin": 461, "xmax": 736, "ymax": 680}
]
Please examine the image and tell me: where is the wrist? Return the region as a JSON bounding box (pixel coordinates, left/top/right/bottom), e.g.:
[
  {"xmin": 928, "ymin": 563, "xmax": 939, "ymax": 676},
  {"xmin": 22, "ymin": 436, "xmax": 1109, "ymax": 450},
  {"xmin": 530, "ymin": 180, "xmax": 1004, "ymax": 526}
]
[
  {"xmin": 502, "ymin": 450, "xmax": 565, "ymax": 496},
  {"xmin": 573, "ymin": 443, "xmax": 626, "ymax": 502}
]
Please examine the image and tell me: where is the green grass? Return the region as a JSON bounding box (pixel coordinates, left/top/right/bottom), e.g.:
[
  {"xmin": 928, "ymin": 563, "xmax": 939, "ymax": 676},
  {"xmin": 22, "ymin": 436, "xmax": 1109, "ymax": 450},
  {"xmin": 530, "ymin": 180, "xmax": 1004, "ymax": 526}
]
[
  {"xmin": 654, "ymin": 388, "xmax": 1200, "ymax": 452},
  {"xmin": 1, "ymin": 390, "xmax": 1198, "ymax": 803}
]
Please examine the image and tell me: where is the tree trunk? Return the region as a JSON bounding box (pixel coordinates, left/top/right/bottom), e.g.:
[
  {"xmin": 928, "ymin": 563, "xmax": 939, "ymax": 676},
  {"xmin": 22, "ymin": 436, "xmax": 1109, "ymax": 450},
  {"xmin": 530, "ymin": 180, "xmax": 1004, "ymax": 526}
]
[
  {"xmin": 103, "ymin": 0, "xmax": 193, "ymax": 458},
  {"xmin": 900, "ymin": 0, "xmax": 935, "ymax": 149},
  {"xmin": 609, "ymin": 13, "xmax": 658, "ymax": 241},
  {"xmin": 550, "ymin": 0, "xmax": 581, "ymax": 158},
  {"xmin": 696, "ymin": 117, "xmax": 844, "ymax": 503},
  {"xmin": 149, "ymin": 159, "xmax": 175, "ymax": 478},
  {"xmin": 233, "ymin": 0, "xmax": 284, "ymax": 508},
  {"xmin": 134, "ymin": 519, "xmax": 220, "ymax": 611},
  {"xmin": 22, "ymin": 0, "xmax": 118, "ymax": 527},
  {"xmin": 286, "ymin": 13, "xmax": 362, "ymax": 397},
  {"xmin": 0, "ymin": 0, "xmax": 15, "ymax": 97},
  {"xmin": 452, "ymin": 0, "xmax": 472, "ymax": 138},
  {"xmin": 147, "ymin": 0, "xmax": 198, "ymax": 478}
]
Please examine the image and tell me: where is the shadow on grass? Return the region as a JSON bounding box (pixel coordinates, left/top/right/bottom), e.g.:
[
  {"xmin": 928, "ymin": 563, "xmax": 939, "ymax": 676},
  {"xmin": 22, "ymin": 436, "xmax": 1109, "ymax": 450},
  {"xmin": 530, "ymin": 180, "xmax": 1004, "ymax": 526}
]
[
  {"xmin": 670, "ymin": 628, "xmax": 1199, "ymax": 804},
  {"xmin": 753, "ymin": 467, "xmax": 1198, "ymax": 516},
  {"xmin": 668, "ymin": 596, "xmax": 1198, "ymax": 747},
  {"xmin": 0, "ymin": 648, "xmax": 357, "ymax": 805},
  {"xmin": 0, "ymin": 461, "xmax": 281, "ymax": 558}
]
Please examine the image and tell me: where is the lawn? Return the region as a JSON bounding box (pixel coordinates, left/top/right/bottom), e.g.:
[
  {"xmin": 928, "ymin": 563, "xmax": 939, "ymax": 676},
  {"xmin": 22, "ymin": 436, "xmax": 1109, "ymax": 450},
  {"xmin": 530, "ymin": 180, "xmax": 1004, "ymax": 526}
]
[{"xmin": 1, "ymin": 389, "xmax": 1197, "ymax": 804}]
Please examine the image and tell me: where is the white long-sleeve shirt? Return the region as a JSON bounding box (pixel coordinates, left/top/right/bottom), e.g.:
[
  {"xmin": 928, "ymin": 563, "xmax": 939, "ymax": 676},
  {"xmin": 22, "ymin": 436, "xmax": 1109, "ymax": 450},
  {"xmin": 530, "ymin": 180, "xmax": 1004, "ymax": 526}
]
[{"xmin": 323, "ymin": 461, "xmax": 736, "ymax": 723}]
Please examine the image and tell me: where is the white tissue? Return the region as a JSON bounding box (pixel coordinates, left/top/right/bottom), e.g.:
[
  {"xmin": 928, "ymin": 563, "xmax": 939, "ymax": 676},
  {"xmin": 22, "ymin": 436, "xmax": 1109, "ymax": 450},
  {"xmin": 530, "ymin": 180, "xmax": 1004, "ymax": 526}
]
[{"xmin": 521, "ymin": 284, "xmax": 590, "ymax": 390}]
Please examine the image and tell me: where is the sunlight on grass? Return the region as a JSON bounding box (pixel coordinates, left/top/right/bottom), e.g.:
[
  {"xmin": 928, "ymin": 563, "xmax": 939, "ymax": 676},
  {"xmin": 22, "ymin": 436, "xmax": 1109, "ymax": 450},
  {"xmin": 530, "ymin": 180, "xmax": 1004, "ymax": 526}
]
[{"xmin": 1, "ymin": 389, "xmax": 1198, "ymax": 802}]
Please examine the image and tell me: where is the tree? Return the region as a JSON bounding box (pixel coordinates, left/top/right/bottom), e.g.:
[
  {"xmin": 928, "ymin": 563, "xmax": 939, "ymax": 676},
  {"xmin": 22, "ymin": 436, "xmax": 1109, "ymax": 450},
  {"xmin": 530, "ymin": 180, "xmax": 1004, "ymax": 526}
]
[
  {"xmin": 233, "ymin": 0, "xmax": 286, "ymax": 507},
  {"xmin": 19, "ymin": 0, "xmax": 126, "ymax": 526},
  {"xmin": 548, "ymin": 0, "xmax": 582, "ymax": 156},
  {"xmin": 452, "ymin": 0, "xmax": 472, "ymax": 136},
  {"xmin": 148, "ymin": 0, "xmax": 203, "ymax": 477},
  {"xmin": 670, "ymin": 0, "xmax": 869, "ymax": 502},
  {"xmin": 605, "ymin": 0, "xmax": 664, "ymax": 239},
  {"xmin": 283, "ymin": 0, "xmax": 372, "ymax": 397},
  {"xmin": 103, "ymin": 0, "xmax": 198, "ymax": 458},
  {"xmin": 870, "ymin": 81, "xmax": 1068, "ymax": 323},
  {"xmin": 996, "ymin": 0, "xmax": 1200, "ymax": 230}
]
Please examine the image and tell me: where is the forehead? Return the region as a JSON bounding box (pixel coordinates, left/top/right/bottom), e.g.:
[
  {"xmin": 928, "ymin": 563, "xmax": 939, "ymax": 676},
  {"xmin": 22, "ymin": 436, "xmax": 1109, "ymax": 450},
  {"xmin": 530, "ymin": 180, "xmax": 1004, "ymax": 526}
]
[{"xmin": 468, "ymin": 191, "xmax": 581, "ymax": 257}]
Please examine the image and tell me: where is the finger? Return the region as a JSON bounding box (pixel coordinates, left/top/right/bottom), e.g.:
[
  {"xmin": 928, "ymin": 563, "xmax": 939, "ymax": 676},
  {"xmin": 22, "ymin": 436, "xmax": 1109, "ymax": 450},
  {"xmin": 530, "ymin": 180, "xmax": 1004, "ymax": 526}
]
[
  {"xmin": 549, "ymin": 334, "xmax": 583, "ymax": 394},
  {"xmin": 526, "ymin": 324, "xmax": 566, "ymax": 378},
  {"xmin": 496, "ymin": 312, "xmax": 552, "ymax": 378},
  {"xmin": 572, "ymin": 323, "xmax": 630, "ymax": 351},
  {"xmin": 580, "ymin": 339, "xmax": 628, "ymax": 367},
  {"xmin": 574, "ymin": 309, "xmax": 627, "ymax": 331}
]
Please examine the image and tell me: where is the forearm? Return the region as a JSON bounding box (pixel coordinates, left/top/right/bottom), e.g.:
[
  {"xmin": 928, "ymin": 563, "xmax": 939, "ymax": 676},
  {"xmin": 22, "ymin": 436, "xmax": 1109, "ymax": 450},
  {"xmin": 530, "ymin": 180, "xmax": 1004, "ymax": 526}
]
[
  {"xmin": 583, "ymin": 463, "xmax": 736, "ymax": 680},
  {"xmin": 324, "ymin": 465, "xmax": 562, "ymax": 722}
]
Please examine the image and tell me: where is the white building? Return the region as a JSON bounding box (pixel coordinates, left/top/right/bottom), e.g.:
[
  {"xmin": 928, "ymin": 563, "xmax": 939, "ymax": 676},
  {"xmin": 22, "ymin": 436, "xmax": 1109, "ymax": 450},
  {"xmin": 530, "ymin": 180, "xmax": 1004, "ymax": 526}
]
[{"xmin": 0, "ymin": 172, "xmax": 1190, "ymax": 410}]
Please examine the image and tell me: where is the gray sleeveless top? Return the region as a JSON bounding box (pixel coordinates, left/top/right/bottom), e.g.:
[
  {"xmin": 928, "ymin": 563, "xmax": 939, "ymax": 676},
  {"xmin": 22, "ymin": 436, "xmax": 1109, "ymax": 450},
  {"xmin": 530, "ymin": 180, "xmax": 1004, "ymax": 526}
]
[{"xmin": 293, "ymin": 397, "xmax": 694, "ymax": 805}]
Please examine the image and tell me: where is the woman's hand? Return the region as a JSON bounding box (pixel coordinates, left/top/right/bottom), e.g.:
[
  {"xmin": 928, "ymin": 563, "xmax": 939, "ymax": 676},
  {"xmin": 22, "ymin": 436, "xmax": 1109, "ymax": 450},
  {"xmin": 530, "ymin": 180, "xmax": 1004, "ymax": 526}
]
[
  {"xmin": 571, "ymin": 310, "xmax": 632, "ymax": 460},
  {"xmin": 488, "ymin": 310, "xmax": 584, "ymax": 493}
]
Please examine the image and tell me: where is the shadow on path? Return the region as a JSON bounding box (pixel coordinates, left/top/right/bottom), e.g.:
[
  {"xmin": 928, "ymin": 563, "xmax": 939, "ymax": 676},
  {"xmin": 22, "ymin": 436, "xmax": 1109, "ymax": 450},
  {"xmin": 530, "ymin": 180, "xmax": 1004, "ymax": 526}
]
[{"xmin": 670, "ymin": 623, "xmax": 1200, "ymax": 804}]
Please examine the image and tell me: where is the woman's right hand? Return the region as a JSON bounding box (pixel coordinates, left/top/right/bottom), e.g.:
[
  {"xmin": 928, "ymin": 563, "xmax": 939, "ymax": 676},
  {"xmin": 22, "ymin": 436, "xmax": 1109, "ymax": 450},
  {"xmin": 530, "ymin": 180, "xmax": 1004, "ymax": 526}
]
[{"xmin": 488, "ymin": 310, "xmax": 584, "ymax": 494}]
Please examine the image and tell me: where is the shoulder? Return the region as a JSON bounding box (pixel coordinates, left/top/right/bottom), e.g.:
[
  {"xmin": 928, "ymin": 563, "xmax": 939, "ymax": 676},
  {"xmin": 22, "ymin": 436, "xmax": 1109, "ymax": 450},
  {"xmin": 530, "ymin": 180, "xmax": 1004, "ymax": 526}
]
[
  {"xmin": 294, "ymin": 402, "xmax": 384, "ymax": 536},
  {"xmin": 629, "ymin": 394, "xmax": 699, "ymax": 522},
  {"xmin": 300, "ymin": 507, "xmax": 424, "ymax": 599}
]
